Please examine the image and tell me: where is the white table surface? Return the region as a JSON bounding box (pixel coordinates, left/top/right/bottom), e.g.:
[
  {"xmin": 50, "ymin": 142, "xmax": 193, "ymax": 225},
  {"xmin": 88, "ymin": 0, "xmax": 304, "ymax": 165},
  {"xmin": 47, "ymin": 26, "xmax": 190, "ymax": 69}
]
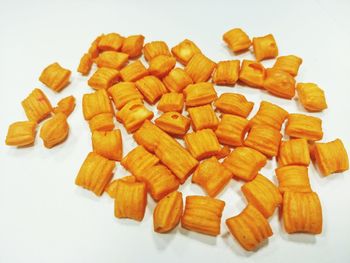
[{"xmin": 1, "ymin": 0, "xmax": 350, "ymax": 262}]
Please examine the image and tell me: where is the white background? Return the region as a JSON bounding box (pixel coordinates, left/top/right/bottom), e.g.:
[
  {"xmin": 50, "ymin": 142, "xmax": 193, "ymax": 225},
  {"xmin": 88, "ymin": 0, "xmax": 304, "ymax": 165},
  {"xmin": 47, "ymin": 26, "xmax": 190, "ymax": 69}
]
[{"xmin": 0, "ymin": 0, "xmax": 350, "ymax": 262}]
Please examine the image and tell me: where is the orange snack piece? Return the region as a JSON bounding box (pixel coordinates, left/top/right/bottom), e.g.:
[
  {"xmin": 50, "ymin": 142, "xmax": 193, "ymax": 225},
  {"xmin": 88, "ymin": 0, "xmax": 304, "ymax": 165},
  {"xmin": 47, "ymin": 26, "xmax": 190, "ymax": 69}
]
[
  {"xmin": 223, "ymin": 147, "xmax": 267, "ymax": 181},
  {"xmin": 155, "ymin": 112, "xmax": 191, "ymax": 137},
  {"xmin": 75, "ymin": 152, "xmax": 115, "ymax": 196},
  {"xmin": 106, "ymin": 175, "xmax": 136, "ymax": 198},
  {"xmin": 314, "ymin": 139, "xmax": 349, "ymax": 176},
  {"xmin": 120, "ymin": 60, "xmax": 149, "ymax": 82},
  {"xmin": 239, "ymin": 60, "xmax": 265, "ymax": 88},
  {"xmin": 273, "ymin": 55, "xmax": 303, "ymax": 76},
  {"xmin": 135, "ymin": 75, "xmax": 168, "ymax": 104},
  {"xmin": 21, "ymin": 88, "xmax": 52, "ymax": 123},
  {"xmin": 278, "ymin": 139, "xmax": 310, "ymax": 167},
  {"xmin": 183, "ymin": 82, "xmax": 218, "ymax": 107},
  {"xmin": 5, "ymin": 121, "xmax": 36, "ymax": 147},
  {"xmin": 97, "ymin": 33, "xmax": 124, "ymax": 51},
  {"xmin": 40, "ymin": 113, "xmax": 69, "ymax": 148},
  {"xmin": 82, "ymin": 89, "xmax": 113, "ymax": 121},
  {"xmin": 188, "ymin": 104, "xmax": 219, "ymax": 131},
  {"xmin": 192, "ymin": 157, "xmax": 232, "ymax": 197},
  {"xmin": 241, "ymin": 174, "xmax": 282, "ymax": 218},
  {"xmin": 252, "ymin": 34, "xmax": 278, "ymax": 61},
  {"xmin": 88, "ymin": 113, "xmax": 114, "ymax": 132},
  {"xmin": 214, "ymin": 93, "xmax": 254, "ymax": 118},
  {"xmin": 285, "ymin": 113, "xmax": 323, "ymax": 141},
  {"xmin": 244, "ymin": 125, "xmax": 282, "ymax": 158},
  {"xmin": 215, "ymin": 145, "xmax": 231, "ymax": 160},
  {"xmin": 92, "ymin": 130, "xmax": 123, "ymax": 161},
  {"xmin": 212, "ymin": 60, "xmax": 240, "ymax": 85},
  {"xmin": 53, "ymin": 95, "xmax": 76, "ymax": 117},
  {"xmin": 163, "ymin": 68, "xmax": 193, "ymax": 93},
  {"xmin": 143, "ymin": 41, "xmax": 171, "ymax": 61},
  {"xmin": 94, "ymin": 51, "xmax": 129, "ymax": 70},
  {"xmin": 88, "ymin": 67, "xmax": 119, "ymax": 90},
  {"xmin": 108, "ymin": 82, "xmax": 143, "ymax": 110},
  {"xmin": 215, "ymin": 114, "xmax": 249, "ymax": 147},
  {"xmin": 226, "ymin": 204, "xmax": 273, "ymax": 251},
  {"xmin": 249, "ymin": 101, "xmax": 288, "ymax": 131},
  {"xmin": 153, "ymin": 191, "xmax": 183, "ymax": 233},
  {"xmin": 263, "ymin": 68, "xmax": 296, "ymax": 99},
  {"xmin": 114, "ymin": 180, "xmax": 147, "ymax": 221},
  {"xmin": 39, "ymin": 62, "xmax": 71, "ymax": 92},
  {"xmin": 88, "ymin": 34, "xmax": 103, "ymax": 59},
  {"xmin": 121, "ymin": 34, "xmax": 145, "ymax": 58},
  {"xmin": 77, "ymin": 53, "xmax": 93, "ymax": 75},
  {"xmin": 148, "ymin": 55, "xmax": 176, "ymax": 78},
  {"xmin": 116, "ymin": 100, "xmax": 153, "ymax": 133},
  {"xmin": 185, "ymin": 53, "xmax": 216, "ymax": 83},
  {"xmin": 223, "ymin": 28, "xmax": 251, "ymax": 52},
  {"xmin": 171, "ymin": 39, "xmax": 202, "ymax": 65},
  {"xmin": 283, "ymin": 191, "xmax": 322, "ymax": 234},
  {"xmin": 275, "ymin": 165, "xmax": 312, "ymax": 193},
  {"xmin": 181, "ymin": 195, "xmax": 225, "ymax": 236},
  {"xmin": 184, "ymin": 129, "xmax": 221, "ymax": 160},
  {"xmin": 157, "ymin": 93, "xmax": 184, "ymax": 113},
  {"xmin": 296, "ymin": 83, "xmax": 327, "ymax": 112}
]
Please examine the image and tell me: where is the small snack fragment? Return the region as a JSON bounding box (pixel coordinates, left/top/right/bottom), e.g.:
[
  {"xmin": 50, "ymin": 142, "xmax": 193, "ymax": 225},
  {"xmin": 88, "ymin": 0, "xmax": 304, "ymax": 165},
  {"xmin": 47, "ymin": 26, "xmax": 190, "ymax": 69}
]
[
  {"xmin": 278, "ymin": 139, "xmax": 310, "ymax": 167},
  {"xmin": 21, "ymin": 88, "xmax": 52, "ymax": 123},
  {"xmin": 148, "ymin": 55, "xmax": 176, "ymax": 78},
  {"xmin": 212, "ymin": 60, "xmax": 240, "ymax": 85},
  {"xmin": 116, "ymin": 100, "xmax": 153, "ymax": 133},
  {"xmin": 89, "ymin": 112, "xmax": 115, "ymax": 132},
  {"xmin": 252, "ymin": 34, "xmax": 278, "ymax": 61},
  {"xmin": 108, "ymin": 82, "xmax": 143, "ymax": 110},
  {"xmin": 75, "ymin": 152, "xmax": 115, "ymax": 196},
  {"xmin": 88, "ymin": 34, "xmax": 103, "ymax": 59},
  {"xmin": 216, "ymin": 145, "xmax": 231, "ymax": 160},
  {"xmin": 214, "ymin": 93, "xmax": 254, "ymax": 118},
  {"xmin": 94, "ymin": 51, "xmax": 129, "ymax": 70},
  {"xmin": 215, "ymin": 114, "xmax": 249, "ymax": 147},
  {"xmin": 155, "ymin": 112, "xmax": 191, "ymax": 136},
  {"xmin": 53, "ymin": 95, "xmax": 76, "ymax": 117},
  {"xmin": 239, "ymin": 60, "xmax": 265, "ymax": 88},
  {"xmin": 88, "ymin": 67, "xmax": 119, "ymax": 90},
  {"xmin": 171, "ymin": 39, "xmax": 202, "ymax": 65},
  {"xmin": 5, "ymin": 121, "xmax": 36, "ymax": 147},
  {"xmin": 121, "ymin": 34, "xmax": 145, "ymax": 58},
  {"xmin": 163, "ymin": 68, "xmax": 193, "ymax": 93},
  {"xmin": 92, "ymin": 130, "xmax": 123, "ymax": 161},
  {"xmin": 106, "ymin": 175, "xmax": 136, "ymax": 198},
  {"xmin": 244, "ymin": 125, "xmax": 282, "ymax": 158},
  {"xmin": 154, "ymin": 191, "xmax": 183, "ymax": 233},
  {"xmin": 283, "ymin": 191, "xmax": 322, "ymax": 234},
  {"xmin": 275, "ymin": 165, "xmax": 312, "ymax": 193},
  {"xmin": 226, "ymin": 204, "xmax": 273, "ymax": 251},
  {"xmin": 223, "ymin": 28, "xmax": 251, "ymax": 52},
  {"xmin": 296, "ymin": 83, "xmax": 327, "ymax": 112},
  {"xmin": 98, "ymin": 33, "xmax": 124, "ymax": 51},
  {"xmin": 273, "ymin": 55, "xmax": 303, "ymax": 76},
  {"xmin": 39, "ymin": 62, "xmax": 71, "ymax": 92},
  {"xmin": 143, "ymin": 41, "xmax": 171, "ymax": 61},
  {"xmin": 40, "ymin": 113, "xmax": 69, "ymax": 148},
  {"xmin": 249, "ymin": 101, "xmax": 288, "ymax": 131},
  {"xmin": 188, "ymin": 104, "xmax": 219, "ymax": 131},
  {"xmin": 184, "ymin": 129, "xmax": 221, "ymax": 160},
  {"xmin": 135, "ymin": 75, "xmax": 168, "ymax": 104},
  {"xmin": 183, "ymin": 82, "xmax": 218, "ymax": 107},
  {"xmin": 120, "ymin": 60, "xmax": 149, "ymax": 82},
  {"xmin": 114, "ymin": 180, "xmax": 147, "ymax": 221},
  {"xmin": 157, "ymin": 93, "xmax": 184, "ymax": 113},
  {"xmin": 77, "ymin": 53, "xmax": 93, "ymax": 75},
  {"xmin": 181, "ymin": 196, "xmax": 225, "ymax": 236},
  {"xmin": 313, "ymin": 139, "xmax": 349, "ymax": 176},
  {"xmin": 285, "ymin": 113, "xmax": 323, "ymax": 141},
  {"xmin": 223, "ymin": 147, "xmax": 267, "ymax": 181},
  {"xmin": 241, "ymin": 174, "xmax": 282, "ymax": 218},
  {"xmin": 192, "ymin": 157, "xmax": 232, "ymax": 197},
  {"xmin": 185, "ymin": 53, "xmax": 216, "ymax": 83},
  {"xmin": 82, "ymin": 89, "xmax": 113, "ymax": 121},
  {"xmin": 263, "ymin": 69, "xmax": 296, "ymax": 99}
]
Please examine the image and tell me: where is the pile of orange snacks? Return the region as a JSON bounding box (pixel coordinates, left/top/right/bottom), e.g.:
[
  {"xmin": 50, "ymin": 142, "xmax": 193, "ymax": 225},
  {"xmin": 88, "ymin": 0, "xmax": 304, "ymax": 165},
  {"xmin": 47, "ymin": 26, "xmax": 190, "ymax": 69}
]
[{"xmin": 5, "ymin": 29, "xmax": 349, "ymax": 251}]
